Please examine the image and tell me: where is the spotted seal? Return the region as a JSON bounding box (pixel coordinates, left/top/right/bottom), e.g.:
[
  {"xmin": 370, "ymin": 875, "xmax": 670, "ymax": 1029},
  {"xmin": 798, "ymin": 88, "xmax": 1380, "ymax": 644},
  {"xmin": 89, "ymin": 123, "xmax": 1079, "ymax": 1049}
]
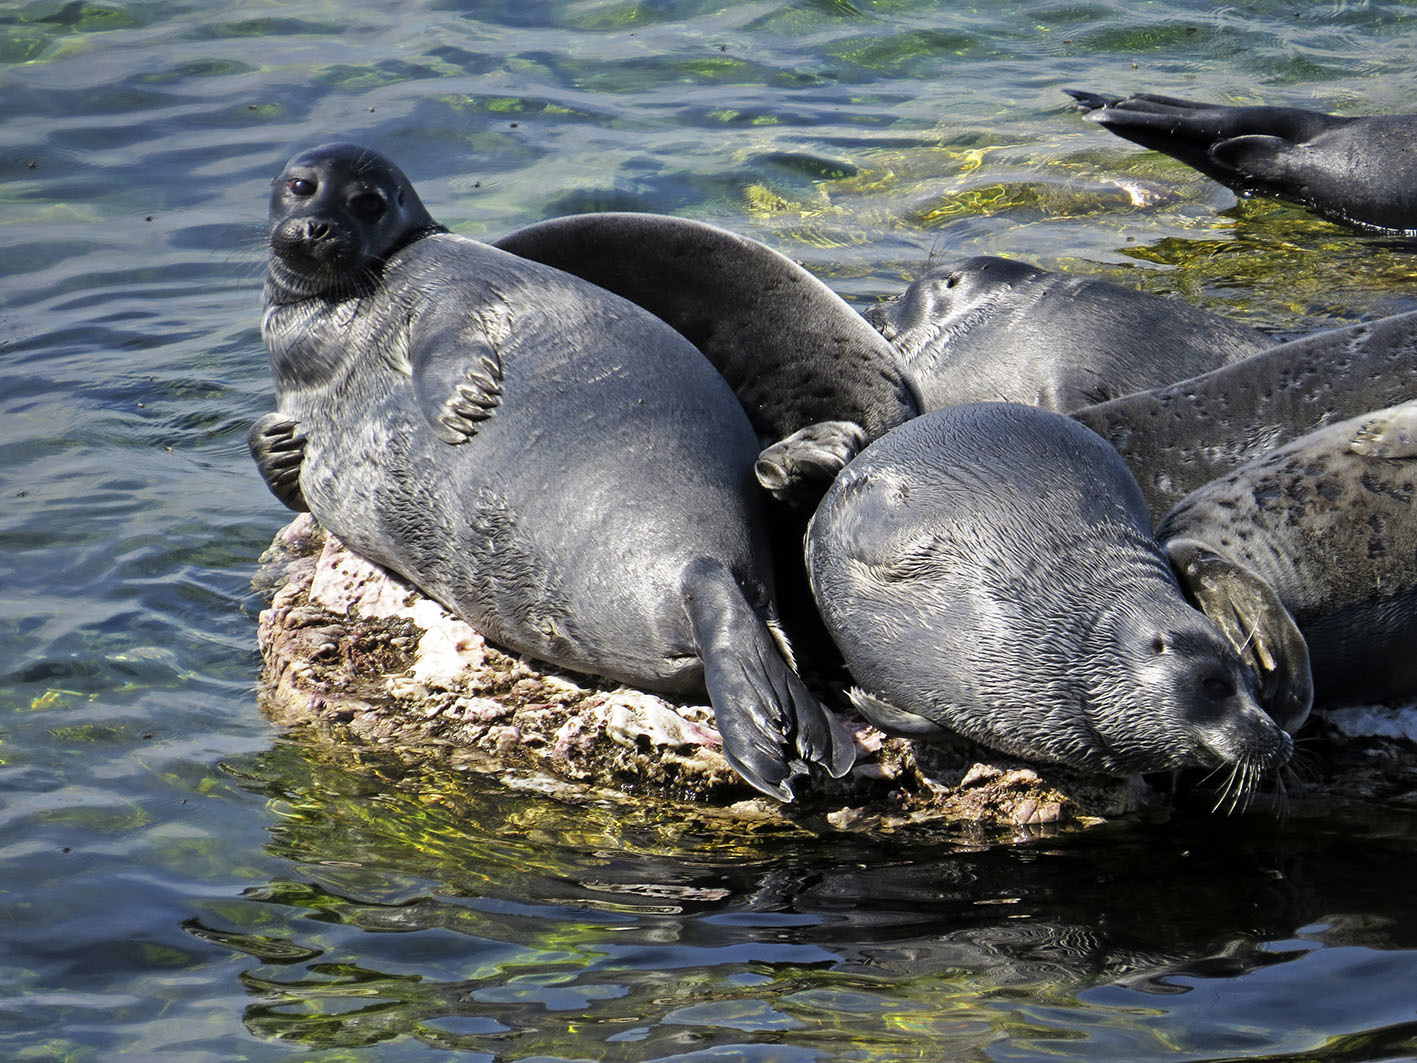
[
  {"xmin": 1068, "ymin": 89, "xmax": 1417, "ymax": 233},
  {"xmin": 863, "ymin": 255, "xmax": 1273, "ymax": 411},
  {"xmin": 1158, "ymin": 399, "xmax": 1417, "ymax": 705},
  {"xmin": 1071, "ymin": 310, "xmax": 1417, "ymax": 517},
  {"xmin": 249, "ymin": 142, "xmax": 854, "ymax": 800},
  {"xmin": 805, "ymin": 403, "xmax": 1307, "ymax": 794}
]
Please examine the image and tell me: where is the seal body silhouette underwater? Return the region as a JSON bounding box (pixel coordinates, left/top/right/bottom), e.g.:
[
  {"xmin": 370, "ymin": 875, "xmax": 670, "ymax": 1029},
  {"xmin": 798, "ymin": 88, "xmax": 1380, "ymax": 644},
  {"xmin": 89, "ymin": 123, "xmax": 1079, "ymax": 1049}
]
[
  {"xmin": 805, "ymin": 403, "xmax": 1306, "ymax": 797},
  {"xmin": 1069, "ymin": 89, "xmax": 1417, "ymax": 233},
  {"xmin": 249, "ymin": 143, "xmax": 854, "ymax": 800}
]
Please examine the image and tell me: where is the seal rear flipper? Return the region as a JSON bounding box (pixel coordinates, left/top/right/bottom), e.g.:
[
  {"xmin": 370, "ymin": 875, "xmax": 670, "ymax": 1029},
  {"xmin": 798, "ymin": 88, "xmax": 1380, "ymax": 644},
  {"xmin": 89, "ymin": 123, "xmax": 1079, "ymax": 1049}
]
[
  {"xmin": 681, "ymin": 558, "xmax": 855, "ymax": 800},
  {"xmin": 410, "ymin": 333, "xmax": 504, "ymax": 445},
  {"xmin": 1166, "ymin": 537, "xmax": 1313, "ymax": 734},
  {"xmin": 248, "ymin": 412, "xmax": 309, "ymax": 512},
  {"xmin": 847, "ymin": 688, "xmax": 951, "ymax": 739},
  {"xmin": 1350, "ymin": 400, "xmax": 1417, "ymax": 458},
  {"xmin": 755, "ymin": 420, "xmax": 868, "ymax": 504}
]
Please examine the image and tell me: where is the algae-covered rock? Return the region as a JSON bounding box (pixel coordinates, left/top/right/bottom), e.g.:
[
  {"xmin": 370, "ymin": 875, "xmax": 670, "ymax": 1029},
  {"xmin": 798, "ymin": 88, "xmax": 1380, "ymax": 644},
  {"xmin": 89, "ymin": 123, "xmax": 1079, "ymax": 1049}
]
[
  {"xmin": 253, "ymin": 516, "xmax": 1417, "ymax": 831},
  {"xmin": 254, "ymin": 515, "xmax": 1149, "ymax": 833}
]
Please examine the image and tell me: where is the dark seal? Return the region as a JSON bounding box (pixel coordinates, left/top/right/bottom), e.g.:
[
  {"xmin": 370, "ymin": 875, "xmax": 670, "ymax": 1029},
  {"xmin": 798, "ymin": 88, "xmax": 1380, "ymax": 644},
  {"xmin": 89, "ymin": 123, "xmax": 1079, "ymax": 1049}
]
[
  {"xmin": 493, "ymin": 212, "xmax": 921, "ymax": 499},
  {"xmin": 863, "ymin": 255, "xmax": 1272, "ymax": 411},
  {"xmin": 1159, "ymin": 399, "xmax": 1417, "ymax": 706},
  {"xmin": 805, "ymin": 403, "xmax": 1306, "ymax": 794},
  {"xmin": 1068, "ymin": 89, "xmax": 1417, "ymax": 234},
  {"xmin": 250, "ymin": 143, "xmax": 854, "ymax": 800},
  {"xmin": 1072, "ymin": 310, "xmax": 1417, "ymax": 518}
]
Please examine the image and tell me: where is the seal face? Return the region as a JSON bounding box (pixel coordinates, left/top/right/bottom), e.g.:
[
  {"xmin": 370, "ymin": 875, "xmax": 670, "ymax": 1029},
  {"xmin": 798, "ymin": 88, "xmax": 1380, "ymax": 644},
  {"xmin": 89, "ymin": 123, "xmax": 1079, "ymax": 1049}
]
[
  {"xmin": 1069, "ymin": 90, "xmax": 1417, "ymax": 234},
  {"xmin": 805, "ymin": 403, "xmax": 1298, "ymax": 790},
  {"xmin": 863, "ymin": 256, "xmax": 1272, "ymax": 412},
  {"xmin": 1071, "ymin": 310, "xmax": 1417, "ymax": 518},
  {"xmin": 1159, "ymin": 399, "xmax": 1417, "ymax": 706},
  {"xmin": 252, "ymin": 143, "xmax": 854, "ymax": 800}
]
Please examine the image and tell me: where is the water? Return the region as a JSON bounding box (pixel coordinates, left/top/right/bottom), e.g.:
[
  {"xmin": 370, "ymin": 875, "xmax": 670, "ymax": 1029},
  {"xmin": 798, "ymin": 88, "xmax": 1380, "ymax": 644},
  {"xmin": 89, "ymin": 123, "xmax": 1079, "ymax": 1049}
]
[{"xmin": 5, "ymin": 0, "xmax": 1417, "ymax": 1059}]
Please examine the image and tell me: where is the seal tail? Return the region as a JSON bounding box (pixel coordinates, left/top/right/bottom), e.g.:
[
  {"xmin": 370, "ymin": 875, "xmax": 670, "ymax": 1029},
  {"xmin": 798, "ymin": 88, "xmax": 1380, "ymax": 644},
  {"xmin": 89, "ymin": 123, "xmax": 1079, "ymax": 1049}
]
[{"xmin": 680, "ymin": 558, "xmax": 856, "ymax": 801}]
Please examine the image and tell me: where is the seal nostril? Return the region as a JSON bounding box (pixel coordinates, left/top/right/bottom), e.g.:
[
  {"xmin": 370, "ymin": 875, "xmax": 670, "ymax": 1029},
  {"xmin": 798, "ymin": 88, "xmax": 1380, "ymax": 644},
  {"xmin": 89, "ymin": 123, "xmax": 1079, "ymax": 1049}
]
[{"xmin": 305, "ymin": 220, "xmax": 329, "ymax": 240}]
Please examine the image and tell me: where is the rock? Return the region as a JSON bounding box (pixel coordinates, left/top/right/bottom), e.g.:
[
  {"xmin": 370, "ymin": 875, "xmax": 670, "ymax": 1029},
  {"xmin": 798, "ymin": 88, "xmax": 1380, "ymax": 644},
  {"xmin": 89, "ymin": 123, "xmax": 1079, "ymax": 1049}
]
[{"xmin": 253, "ymin": 516, "xmax": 1417, "ymax": 830}]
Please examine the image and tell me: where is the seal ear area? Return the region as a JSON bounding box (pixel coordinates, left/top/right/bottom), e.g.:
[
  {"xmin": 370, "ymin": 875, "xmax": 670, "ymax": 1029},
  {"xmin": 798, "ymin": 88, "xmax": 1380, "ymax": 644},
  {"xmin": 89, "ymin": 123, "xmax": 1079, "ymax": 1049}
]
[
  {"xmin": 1164, "ymin": 536, "xmax": 1313, "ymax": 735},
  {"xmin": 1349, "ymin": 400, "xmax": 1417, "ymax": 458},
  {"xmin": 755, "ymin": 420, "xmax": 868, "ymax": 503},
  {"xmin": 409, "ymin": 331, "xmax": 505, "ymax": 445},
  {"xmin": 248, "ymin": 412, "xmax": 309, "ymax": 512},
  {"xmin": 679, "ymin": 557, "xmax": 855, "ymax": 801}
]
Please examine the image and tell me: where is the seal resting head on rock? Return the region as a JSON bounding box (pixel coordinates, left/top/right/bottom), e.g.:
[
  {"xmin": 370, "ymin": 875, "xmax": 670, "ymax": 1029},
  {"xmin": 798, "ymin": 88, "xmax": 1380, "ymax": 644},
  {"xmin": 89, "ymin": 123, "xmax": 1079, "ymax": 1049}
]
[
  {"xmin": 249, "ymin": 142, "xmax": 854, "ymax": 800},
  {"xmin": 1068, "ymin": 89, "xmax": 1417, "ymax": 234},
  {"xmin": 805, "ymin": 403, "xmax": 1306, "ymax": 802}
]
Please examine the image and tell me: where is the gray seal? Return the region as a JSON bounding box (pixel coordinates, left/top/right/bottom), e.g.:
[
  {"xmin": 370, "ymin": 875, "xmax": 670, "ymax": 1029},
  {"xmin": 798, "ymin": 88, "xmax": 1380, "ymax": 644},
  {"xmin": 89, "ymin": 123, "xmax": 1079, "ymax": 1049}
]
[
  {"xmin": 249, "ymin": 142, "xmax": 854, "ymax": 800},
  {"xmin": 1158, "ymin": 399, "xmax": 1417, "ymax": 706},
  {"xmin": 1068, "ymin": 89, "xmax": 1417, "ymax": 234},
  {"xmin": 493, "ymin": 212, "xmax": 921, "ymax": 499},
  {"xmin": 863, "ymin": 256, "xmax": 1273, "ymax": 411},
  {"xmin": 1071, "ymin": 310, "xmax": 1417, "ymax": 518},
  {"xmin": 805, "ymin": 403, "xmax": 1306, "ymax": 792}
]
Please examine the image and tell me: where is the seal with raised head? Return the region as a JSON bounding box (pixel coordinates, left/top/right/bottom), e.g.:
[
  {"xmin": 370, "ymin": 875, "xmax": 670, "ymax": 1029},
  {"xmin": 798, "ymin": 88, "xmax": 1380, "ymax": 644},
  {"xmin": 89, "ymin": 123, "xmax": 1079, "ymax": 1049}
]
[
  {"xmin": 1068, "ymin": 89, "xmax": 1417, "ymax": 234},
  {"xmin": 1158, "ymin": 399, "xmax": 1417, "ymax": 706},
  {"xmin": 805, "ymin": 403, "xmax": 1307, "ymax": 794},
  {"xmin": 493, "ymin": 212, "xmax": 922, "ymax": 499},
  {"xmin": 1071, "ymin": 309, "xmax": 1417, "ymax": 518},
  {"xmin": 249, "ymin": 142, "xmax": 854, "ymax": 800},
  {"xmin": 863, "ymin": 255, "xmax": 1273, "ymax": 411}
]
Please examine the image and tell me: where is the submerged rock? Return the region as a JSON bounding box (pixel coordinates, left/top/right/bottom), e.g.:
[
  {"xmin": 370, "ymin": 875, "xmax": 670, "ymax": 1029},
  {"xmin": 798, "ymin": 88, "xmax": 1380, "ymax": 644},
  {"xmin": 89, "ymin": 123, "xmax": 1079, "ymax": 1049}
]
[{"xmin": 253, "ymin": 516, "xmax": 1417, "ymax": 832}]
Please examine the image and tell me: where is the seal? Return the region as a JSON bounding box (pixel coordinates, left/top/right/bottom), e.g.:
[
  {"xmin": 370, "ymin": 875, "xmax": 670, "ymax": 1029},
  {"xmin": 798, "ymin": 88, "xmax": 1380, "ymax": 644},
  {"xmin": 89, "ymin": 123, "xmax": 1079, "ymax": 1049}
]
[
  {"xmin": 1071, "ymin": 309, "xmax": 1417, "ymax": 518},
  {"xmin": 249, "ymin": 142, "xmax": 855, "ymax": 800},
  {"xmin": 804, "ymin": 402, "xmax": 1306, "ymax": 795},
  {"xmin": 492, "ymin": 212, "xmax": 921, "ymax": 499},
  {"xmin": 1158, "ymin": 398, "xmax": 1417, "ymax": 706},
  {"xmin": 863, "ymin": 256, "xmax": 1273, "ymax": 411},
  {"xmin": 1068, "ymin": 89, "xmax": 1417, "ymax": 234}
]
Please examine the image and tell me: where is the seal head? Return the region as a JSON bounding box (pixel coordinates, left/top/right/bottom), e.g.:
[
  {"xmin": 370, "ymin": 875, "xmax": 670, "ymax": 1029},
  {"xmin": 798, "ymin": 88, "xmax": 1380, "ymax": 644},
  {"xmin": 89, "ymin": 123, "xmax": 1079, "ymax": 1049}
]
[{"xmin": 266, "ymin": 142, "xmax": 445, "ymax": 304}]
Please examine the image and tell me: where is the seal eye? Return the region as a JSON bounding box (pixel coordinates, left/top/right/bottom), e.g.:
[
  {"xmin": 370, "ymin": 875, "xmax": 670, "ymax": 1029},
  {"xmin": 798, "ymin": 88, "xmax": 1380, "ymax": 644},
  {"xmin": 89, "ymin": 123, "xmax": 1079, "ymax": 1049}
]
[
  {"xmin": 349, "ymin": 192, "xmax": 387, "ymax": 219},
  {"xmin": 1202, "ymin": 677, "xmax": 1235, "ymax": 702},
  {"xmin": 287, "ymin": 177, "xmax": 316, "ymax": 196}
]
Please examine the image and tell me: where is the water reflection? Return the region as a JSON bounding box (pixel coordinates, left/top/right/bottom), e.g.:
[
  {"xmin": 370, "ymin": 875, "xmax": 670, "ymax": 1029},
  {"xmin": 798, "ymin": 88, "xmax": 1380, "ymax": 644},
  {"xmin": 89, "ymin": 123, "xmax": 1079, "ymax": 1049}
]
[{"xmin": 207, "ymin": 737, "xmax": 1417, "ymax": 1059}]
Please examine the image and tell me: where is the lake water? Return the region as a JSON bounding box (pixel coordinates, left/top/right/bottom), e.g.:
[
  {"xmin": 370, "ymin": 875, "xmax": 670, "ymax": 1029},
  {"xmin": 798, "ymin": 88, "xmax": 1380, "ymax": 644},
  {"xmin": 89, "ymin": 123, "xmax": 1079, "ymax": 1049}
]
[{"xmin": 5, "ymin": 1, "xmax": 1417, "ymax": 1059}]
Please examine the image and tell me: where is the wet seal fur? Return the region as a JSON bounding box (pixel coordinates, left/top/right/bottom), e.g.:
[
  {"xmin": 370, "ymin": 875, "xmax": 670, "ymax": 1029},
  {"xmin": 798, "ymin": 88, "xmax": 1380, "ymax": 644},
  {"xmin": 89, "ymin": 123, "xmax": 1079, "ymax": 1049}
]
[
  {"xmin": 1072, "ymin": 310, "xmax": 1417, "ymax": 518},
  {"xmin": 1069, "ymin": 89, "xmax": 1417, "ymax": 234},
  {"xmin": 493, "ymin": 212, "xmax": 921, "ymax": 500},
  {"xmin": 1159, "ymin": 399, "xmax": 1417, "ymax": 706},
  {"xmin": 805, "ymin": 403, "xmax": 1305, "ymax": 802},
  {"xmin": 864, "ymin": 255, "xmax": 1273, "ymax": 412},
  {"xmin": 249, "ymin": 142, "xmax": 854, "ymax": 800}
]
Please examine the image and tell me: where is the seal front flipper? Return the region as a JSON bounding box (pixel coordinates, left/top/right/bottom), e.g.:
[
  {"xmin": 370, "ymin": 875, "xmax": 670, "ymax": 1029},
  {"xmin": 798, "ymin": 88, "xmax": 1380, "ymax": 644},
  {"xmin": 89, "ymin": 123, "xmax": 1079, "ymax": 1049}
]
[
  {"xmin": 755, "ymin": 420, "xmax": 868, "ymax": 503},
  {"xmin": 680, "ymin": 557, "xmax": 855, "ymax": 800},
  {"xmin": 1166, "ymin": 537, "xmax": 1313, "ymax": 734},
  {"xmin": 1350, "ymin": 400, "xmax": 1417, "ymax": 458},
  {"xmin": 410, "ymin": 333, "xmax": 504, "ymax": 444},
  {"xmin": 847, "ymin": 689, "xmax": 949, "ymax": 739},
  {"xmin": 248, "ymin": 412, "xmax": 309, "ymax": 512}
]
